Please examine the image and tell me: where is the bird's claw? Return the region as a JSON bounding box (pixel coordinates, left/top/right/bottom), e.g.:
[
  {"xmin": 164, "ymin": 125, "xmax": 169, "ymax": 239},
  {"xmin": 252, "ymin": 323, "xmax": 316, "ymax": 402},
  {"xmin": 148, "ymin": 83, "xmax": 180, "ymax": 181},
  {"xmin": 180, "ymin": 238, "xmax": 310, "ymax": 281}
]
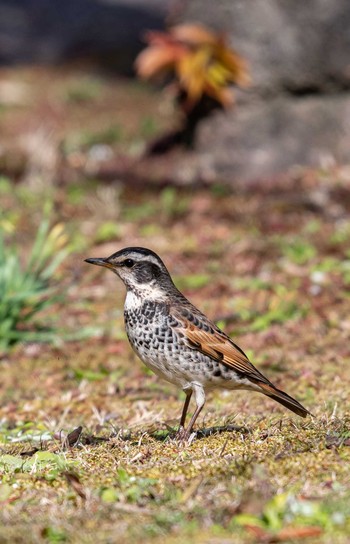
[{"xmin": 174, "ymin": 426, "xmax": 195, "ymax": 444}]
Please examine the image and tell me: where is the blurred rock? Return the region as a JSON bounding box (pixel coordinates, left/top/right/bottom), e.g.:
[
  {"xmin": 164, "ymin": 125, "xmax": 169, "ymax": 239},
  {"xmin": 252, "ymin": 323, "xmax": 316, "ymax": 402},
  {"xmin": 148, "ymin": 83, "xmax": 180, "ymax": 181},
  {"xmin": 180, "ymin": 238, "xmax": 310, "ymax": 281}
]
[
  {"xmin": 197, "ymin": 94, "xmax": 350, "ymax": 181},
  {"xmin": 181, "ymin": 0, "xmax": 350, "ymax": 180},
  {"xmin": 0, "ymin": 0, "xmax": 171, "ymax": 71},
  {"xmin": 182, "ymin": 0, "xmax": 350, "ymax": 93}
]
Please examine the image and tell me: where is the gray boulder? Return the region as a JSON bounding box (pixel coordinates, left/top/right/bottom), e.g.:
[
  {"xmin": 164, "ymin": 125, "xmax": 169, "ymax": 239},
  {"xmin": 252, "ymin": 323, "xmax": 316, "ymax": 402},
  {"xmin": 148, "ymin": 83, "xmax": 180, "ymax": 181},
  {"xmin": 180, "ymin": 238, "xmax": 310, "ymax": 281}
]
[{"xmin": 182, "ymin": 0, "xmax": 350, "ymax": 180}]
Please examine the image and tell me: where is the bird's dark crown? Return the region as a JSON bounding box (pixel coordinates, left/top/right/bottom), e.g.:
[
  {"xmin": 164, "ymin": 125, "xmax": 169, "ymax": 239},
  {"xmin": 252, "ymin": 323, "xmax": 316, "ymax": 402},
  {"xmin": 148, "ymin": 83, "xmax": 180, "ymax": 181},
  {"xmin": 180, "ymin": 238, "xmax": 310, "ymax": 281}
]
[{"xmin": 109, "ymin": 247, "xmax": 166, "ymax": 265}]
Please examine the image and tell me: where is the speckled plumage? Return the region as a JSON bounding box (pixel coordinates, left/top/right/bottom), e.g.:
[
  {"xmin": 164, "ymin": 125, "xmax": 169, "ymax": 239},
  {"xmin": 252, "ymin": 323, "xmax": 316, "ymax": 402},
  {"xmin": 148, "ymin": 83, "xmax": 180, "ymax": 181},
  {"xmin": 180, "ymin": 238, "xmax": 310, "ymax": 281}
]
[
  {"xmin": 86, "ymin": 247, "xmax": 310, "ymax": 439},
  {"xmin": 124, "ymin": 296, "xmax": 253, "ymax": 392}
]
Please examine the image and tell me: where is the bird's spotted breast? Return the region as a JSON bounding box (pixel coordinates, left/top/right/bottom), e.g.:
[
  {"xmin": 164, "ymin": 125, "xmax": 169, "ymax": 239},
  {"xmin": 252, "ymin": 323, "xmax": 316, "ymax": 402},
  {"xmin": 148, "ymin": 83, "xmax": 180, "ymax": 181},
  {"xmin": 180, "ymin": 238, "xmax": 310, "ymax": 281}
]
[
  {"xmin": 124, "ymin": 297, "xmax": 240, "ymax": 389},
  {"xmin": 124, "ymin": 298, "xmax": 188, "ymax": 385}
]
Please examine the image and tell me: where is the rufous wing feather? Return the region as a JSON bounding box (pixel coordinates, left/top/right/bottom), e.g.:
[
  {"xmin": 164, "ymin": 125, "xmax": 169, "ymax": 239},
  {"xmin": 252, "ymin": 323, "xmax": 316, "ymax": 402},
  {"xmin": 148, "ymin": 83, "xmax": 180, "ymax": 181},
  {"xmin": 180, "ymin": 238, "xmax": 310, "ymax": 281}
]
[{"xmin": 173, "ymin": 307, "xmax": 310, "ymax": 418}]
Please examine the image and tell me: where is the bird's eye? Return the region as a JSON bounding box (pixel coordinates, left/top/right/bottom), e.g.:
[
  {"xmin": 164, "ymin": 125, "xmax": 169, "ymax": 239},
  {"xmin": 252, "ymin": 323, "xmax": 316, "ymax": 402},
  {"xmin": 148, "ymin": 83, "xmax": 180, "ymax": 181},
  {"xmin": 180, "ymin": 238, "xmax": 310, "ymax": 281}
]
[{"xmin": 123, "ymin": 259, "xmax": 134, "ymax": 268}]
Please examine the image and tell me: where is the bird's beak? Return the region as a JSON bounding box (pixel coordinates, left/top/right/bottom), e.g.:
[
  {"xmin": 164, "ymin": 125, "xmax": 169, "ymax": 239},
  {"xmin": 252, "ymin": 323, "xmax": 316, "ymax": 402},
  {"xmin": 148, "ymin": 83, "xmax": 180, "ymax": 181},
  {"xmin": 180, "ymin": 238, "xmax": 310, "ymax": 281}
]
[{"xmin": 84, "ymin": 257, "xmax": 114, "ymax": 269}]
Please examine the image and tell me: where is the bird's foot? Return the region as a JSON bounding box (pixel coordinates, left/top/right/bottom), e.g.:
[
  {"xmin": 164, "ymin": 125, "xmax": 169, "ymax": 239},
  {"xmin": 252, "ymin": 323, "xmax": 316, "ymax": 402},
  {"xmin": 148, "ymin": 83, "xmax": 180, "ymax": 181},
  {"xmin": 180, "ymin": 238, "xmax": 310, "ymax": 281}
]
[
  {"xmin": 175, "ymin": 426, "xmax": 188, "ymax": 441},
  {"xmin": 174, "ymin": 426, "xmax": 196, "ymax": 444}
]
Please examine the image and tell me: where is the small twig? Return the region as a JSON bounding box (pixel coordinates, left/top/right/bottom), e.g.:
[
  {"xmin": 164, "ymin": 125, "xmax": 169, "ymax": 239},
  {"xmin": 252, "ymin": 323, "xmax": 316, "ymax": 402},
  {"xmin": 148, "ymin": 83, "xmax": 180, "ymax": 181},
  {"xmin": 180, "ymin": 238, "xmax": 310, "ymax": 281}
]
[{"xmin": 219, "ymin": 436, "xmax": 230, "ymax": 457}]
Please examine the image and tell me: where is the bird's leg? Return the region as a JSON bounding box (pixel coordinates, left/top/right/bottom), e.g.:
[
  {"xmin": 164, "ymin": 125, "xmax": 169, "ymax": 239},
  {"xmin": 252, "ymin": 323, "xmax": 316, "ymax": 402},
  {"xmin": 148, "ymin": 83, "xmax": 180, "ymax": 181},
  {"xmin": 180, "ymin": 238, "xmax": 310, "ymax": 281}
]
[
  {"xmin": 175, "ymin": 390, "xmax": 192, "ymax": 439},
  {"xmin": 180, "ymin": 390, "xmax": 192, "ymax": 428},
  {"xmin": 180, "ymin": 384, "xmax": 206, "ymax": 441}
]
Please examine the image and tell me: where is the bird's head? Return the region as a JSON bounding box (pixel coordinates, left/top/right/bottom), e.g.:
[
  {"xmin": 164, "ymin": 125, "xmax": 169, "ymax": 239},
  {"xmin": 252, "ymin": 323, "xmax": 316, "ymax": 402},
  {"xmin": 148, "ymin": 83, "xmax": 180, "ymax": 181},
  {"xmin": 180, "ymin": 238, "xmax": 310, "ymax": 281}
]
[{"xmin": 85, "ymin": 247, "xmax": 175, "ymax": 299}]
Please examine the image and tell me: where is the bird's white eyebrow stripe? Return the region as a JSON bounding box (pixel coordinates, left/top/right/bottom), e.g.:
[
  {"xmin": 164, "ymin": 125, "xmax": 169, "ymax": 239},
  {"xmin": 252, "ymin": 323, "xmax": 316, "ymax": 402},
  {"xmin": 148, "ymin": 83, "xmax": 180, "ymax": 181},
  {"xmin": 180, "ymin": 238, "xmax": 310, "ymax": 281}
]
[{"xmin": 119, "ymin": 253, "xmax": 162, "ymax": 265}]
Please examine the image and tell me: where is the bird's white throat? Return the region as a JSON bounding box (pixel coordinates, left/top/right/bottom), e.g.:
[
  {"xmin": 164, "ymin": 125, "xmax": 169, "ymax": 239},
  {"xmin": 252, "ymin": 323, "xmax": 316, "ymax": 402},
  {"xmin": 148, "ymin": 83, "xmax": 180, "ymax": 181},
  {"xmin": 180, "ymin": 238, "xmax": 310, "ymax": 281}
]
[{"xmin": 125, "ymin": 284, "xmax": 167, "ymax": 309}]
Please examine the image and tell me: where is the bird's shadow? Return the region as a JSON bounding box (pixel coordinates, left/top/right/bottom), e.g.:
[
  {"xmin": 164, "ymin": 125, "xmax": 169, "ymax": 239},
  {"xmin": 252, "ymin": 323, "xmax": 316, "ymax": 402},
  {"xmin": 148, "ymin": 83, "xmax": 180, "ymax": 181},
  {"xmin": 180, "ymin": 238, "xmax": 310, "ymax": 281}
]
[
  {"xmin": 14, "ymin": 422, "xmax": 251, "ymax": 458},
  {"xmin": 150, "ymin": 424, "xmax": 250, "ymax": 443},
  {"xmin": 47, "ymin": 424, "xmax": 251, "ymax": 449}
]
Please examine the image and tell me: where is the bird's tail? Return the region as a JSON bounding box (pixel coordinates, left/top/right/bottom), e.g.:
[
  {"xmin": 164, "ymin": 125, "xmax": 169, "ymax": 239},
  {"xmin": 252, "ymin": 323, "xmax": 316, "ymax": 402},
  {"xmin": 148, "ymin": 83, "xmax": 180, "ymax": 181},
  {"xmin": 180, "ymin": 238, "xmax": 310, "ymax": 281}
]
[{"xmin": 259, "ymin": 383, "xmax": 311, "ymax": 418}]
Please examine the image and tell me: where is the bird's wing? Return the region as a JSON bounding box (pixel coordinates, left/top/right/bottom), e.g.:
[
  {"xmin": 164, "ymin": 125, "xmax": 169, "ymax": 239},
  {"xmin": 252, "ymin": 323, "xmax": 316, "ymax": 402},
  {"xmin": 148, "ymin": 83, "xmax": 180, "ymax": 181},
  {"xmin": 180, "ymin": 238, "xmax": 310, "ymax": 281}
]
[
  {"xmin": 171, "ymin": 303, "xmax": 310, "ymax": 418},
  {"xmin": 171, "ymin": 305, "xmax": 273, "ymax": 387}
]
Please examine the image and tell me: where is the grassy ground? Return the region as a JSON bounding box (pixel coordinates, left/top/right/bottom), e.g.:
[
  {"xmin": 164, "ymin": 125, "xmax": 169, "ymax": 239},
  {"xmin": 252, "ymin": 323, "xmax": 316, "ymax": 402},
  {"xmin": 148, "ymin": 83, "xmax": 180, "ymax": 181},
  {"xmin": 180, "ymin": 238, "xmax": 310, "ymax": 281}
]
[{"xmin": 1, "ymin": 67, "xmax": 350, "ymax": 543}]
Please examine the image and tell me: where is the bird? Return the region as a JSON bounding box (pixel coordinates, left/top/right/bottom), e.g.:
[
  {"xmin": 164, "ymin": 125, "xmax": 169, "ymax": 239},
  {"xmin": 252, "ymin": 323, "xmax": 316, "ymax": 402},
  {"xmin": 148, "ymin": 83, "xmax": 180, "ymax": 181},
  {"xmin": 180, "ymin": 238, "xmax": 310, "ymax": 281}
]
[{"xmin": 85, "ymin": 247, "xmax": 310, "ymax": 440}]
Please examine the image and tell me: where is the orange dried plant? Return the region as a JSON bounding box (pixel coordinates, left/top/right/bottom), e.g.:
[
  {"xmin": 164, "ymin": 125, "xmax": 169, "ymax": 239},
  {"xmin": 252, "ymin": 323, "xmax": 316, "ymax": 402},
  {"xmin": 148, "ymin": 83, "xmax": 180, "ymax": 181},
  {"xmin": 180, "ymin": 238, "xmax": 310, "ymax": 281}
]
[{"xmin": 135, "ymin": 23, "xmax": 250, "ymax": 111}]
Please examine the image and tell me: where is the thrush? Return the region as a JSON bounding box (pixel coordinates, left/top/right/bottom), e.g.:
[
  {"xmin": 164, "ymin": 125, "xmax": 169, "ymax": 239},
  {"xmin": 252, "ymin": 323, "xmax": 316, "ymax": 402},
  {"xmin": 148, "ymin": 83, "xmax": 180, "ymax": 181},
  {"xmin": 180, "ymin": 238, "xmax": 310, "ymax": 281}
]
[{"xmin": 85, "ymin": 247, "xmax": 310, "ymax": 440}]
